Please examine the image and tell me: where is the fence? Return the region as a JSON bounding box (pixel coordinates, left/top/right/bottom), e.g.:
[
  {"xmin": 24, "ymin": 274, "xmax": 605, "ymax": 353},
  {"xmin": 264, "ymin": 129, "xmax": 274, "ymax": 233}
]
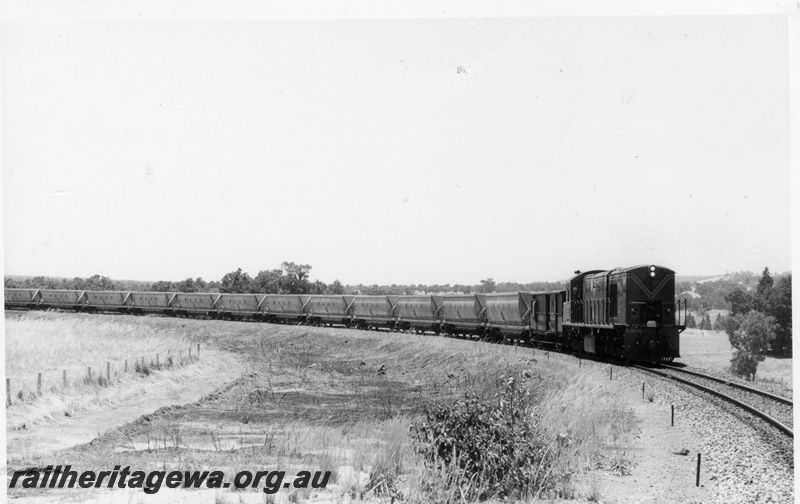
[{"xmin": 6, "ymin": 343, "xmax": 201, "ymax": 406}]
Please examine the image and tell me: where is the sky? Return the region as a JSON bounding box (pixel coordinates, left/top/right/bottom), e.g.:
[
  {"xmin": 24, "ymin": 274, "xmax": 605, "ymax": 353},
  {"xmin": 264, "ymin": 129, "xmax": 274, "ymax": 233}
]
[{"xmin": 2, "ymin": 3, "xmax": 797, "ymax": 286}]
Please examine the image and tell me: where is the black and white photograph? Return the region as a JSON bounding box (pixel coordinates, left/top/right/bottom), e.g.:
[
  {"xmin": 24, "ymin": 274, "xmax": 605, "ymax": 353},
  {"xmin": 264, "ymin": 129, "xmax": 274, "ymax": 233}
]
[{"xmin": 2, "ymin": 2, "xmax": 797, "ymax": 503}]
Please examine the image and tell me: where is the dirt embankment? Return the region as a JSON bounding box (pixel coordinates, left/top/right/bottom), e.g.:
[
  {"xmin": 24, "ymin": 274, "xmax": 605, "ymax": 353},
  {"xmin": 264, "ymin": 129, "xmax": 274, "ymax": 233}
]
[{"xmin": 6, "ymin": 347, "xmax": 246, "ymax": 462}]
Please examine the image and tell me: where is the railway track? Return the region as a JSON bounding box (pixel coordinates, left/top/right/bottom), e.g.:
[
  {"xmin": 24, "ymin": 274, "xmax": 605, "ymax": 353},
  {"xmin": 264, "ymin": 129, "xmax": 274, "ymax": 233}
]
[{"xmin": 633, "ymin": 364, "xmax": 793, "ymax": 438}]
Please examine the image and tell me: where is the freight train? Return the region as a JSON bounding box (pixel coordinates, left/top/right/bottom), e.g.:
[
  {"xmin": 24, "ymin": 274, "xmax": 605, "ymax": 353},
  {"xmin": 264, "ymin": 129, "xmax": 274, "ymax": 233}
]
[{"xmin": 4, "ymin": 264, "xmax": 687, "ymax": 362}]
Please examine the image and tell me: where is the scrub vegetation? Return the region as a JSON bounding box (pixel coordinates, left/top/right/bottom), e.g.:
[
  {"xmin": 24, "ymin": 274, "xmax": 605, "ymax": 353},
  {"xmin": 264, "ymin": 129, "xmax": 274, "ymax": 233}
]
[{"xmin": 6, "ymin": 312, "xmax": 638, "ymax": 502}]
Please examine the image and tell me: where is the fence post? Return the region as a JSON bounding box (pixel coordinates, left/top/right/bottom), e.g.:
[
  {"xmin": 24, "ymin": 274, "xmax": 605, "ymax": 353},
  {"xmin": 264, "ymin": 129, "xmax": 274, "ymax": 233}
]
[
  {"xmin": 156, "ymin": 354, "xmax": 160, "ymax": 368},
  {"xmin": 125, "ymin": 360, "xmax": 128, "ymax": 373},
  {"xmin": 107, "ymin": 362, "xmax": 111, "ymax": 381},
  {"xmin": 88, "ymin": 367, "xmax": 92, "ymax": 380},
  {"xmin": 642, "ymin": 382, "xmax": 645, "ymax": 398},
  {"xmin": 63, "ymin": 370, "xmax": 67, "ymax": 388},
  {"xmin": 6, "ymin": 378, "xmax": 11, "ymax": 406},
  {"xmin": 696, "ymin": 453, "xmax": 701, "ymax": 486},
  {"xmin": 671, "ymin": 405, "xmax": 675, "ymax": 426},
  {"xmin": 37, "ymin": 373, "xmax": 42, "ymax": 394},
  {"xmin": 197, "ymin": 343, "xmax": 200, "ymax": 360},
  {"xmin": 189, "ymin": 345, "xmax": 192, "ymax": 359}
]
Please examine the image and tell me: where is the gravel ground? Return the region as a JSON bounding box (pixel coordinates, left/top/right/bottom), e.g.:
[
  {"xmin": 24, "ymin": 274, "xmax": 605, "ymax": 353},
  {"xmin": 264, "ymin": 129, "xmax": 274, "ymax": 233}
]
[
  {"xmin": 657, "ymin": 367, "xmax": 793, "ymax": 431},
  {"xmin": 619, "ymin": 365, "xmax": 794, "ymax": 504}
]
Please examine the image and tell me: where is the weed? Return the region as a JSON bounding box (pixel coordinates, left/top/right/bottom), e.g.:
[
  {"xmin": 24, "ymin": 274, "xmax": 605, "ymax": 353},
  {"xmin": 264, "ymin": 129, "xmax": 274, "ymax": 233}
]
[
  {"xmin": 647, "ymin": 391, "xmax": 655, "ymax": 402},
  {"xmin": 135, "ymin": 359, "xmax": 151, "ymax": 376},
  {"xmin": 410, "ymin": 370, "xmax": 557, "ymax": 501}
]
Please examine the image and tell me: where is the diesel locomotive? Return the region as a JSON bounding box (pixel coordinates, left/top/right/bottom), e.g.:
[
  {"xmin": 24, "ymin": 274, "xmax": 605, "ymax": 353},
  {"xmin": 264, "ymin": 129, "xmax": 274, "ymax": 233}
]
[{"xmin": 4, "ymin": 264, "xmax": 687, "ymax": 362}]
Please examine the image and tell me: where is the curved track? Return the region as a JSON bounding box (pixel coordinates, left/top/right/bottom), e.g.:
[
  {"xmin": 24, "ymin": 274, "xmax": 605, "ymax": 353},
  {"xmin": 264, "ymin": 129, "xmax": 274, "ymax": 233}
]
[
  {"xmin": 633, "ymin": 364, "xmax": 793, "ymax": 438},
  {"xmin": 662, "ymin": 363, "xmax": 792, "ymax": 405}
]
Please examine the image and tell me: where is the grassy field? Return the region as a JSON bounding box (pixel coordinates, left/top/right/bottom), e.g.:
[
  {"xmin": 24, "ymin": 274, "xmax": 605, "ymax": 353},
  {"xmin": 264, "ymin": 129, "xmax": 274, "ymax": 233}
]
[
  {"xmin": 4, "ymin": 311, "xmax": 206, "ymax": 428},
  {"xmin": 679, "ymin": 328, "xmax": 793, "ymax": 393},
  {"xmin": 6, "ymin": 312, "xmax": 640, "ymax": 503}
]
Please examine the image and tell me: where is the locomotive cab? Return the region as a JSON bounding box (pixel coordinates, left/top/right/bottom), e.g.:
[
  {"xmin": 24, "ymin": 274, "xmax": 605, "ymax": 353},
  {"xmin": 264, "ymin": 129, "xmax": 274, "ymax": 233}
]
[{"xmin": 564, "ymin": 270, "xmax": 603, "ymax": 324}]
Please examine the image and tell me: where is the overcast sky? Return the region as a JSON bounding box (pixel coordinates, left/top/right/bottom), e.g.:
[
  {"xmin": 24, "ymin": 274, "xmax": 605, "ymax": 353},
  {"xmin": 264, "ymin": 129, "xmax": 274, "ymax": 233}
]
[{"xmin": 2, "ymin": 4, "xmax": 796, "ymax": 286}]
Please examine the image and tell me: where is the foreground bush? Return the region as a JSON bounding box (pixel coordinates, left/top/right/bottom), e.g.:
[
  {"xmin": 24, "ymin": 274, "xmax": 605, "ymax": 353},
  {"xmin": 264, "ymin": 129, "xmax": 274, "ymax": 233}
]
[{"xmin": 410, "ymin": 371, "xmax": 558, "ymax": 501}]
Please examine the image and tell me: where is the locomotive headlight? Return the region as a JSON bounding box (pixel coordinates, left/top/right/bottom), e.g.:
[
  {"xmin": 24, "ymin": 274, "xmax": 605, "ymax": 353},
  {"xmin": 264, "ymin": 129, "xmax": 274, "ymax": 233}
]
[{"xmin": 649, "ymin": 265, "xmax": 656, "ymax": 277}]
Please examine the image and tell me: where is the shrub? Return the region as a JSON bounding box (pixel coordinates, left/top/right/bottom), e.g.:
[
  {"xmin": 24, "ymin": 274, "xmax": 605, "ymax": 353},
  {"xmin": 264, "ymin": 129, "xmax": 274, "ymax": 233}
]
[
  {"xmin": 730, "ymin": 350, "xmax": 759, "ymax": 381},
  {"xmin": 410, "ymin": 371, "xmax": 557, "ymax": 501},
  {"xmin": 134, "ymin": 359, "xmax": 151, "ymax": 376}
]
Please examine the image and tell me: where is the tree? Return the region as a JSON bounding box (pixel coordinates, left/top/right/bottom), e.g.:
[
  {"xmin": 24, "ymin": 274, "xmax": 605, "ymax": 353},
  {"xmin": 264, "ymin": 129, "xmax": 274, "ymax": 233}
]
[
  {"xmin": 252, "ymin": 269, "xmax": 283, "ymax": 294},
  {"xmin": 328, "ymin": 279, "xmax": 345, "ymax": 295},
  {"xmin": 765, "ymin": 274, "xmax": 792, "ymax": 355},
  {"xmin": 726, "ymin": 311, "xmax": 777, "ymax": 380},
  {"xmin": 713, "ymin": 313, "xmax": 723, "ymax": 331},
  {"xmin": 173, "ymin": 278, "xmax": 197, "ymax": 293},
  {"xmin": 730, "ymin": 351, "xmax": 759, "ymax": 381},
  {"xmin": 725, "ymin": 289, "xmax": 754, "ymax": 317},
  {"xmin": 220, "ymin": 268, "xmax": 253, "ymax": 293},
  {"xmin": 149, "ymin": 281, "xmax": 175, "ymax": 292},
  {"xmin": 478, "ymin": 278, "xmax": 497, "ymax": 293},
  {"xmin": 278, "ymin": 262, "xmax": 312, "ymax": 294},
  {"xmin": 685, "ymin": 313, "xmax": 697, "ymax": 329},
  {"xmin": 757, "ymin": 267, "xmax": 773, "ymax": 296},
  {"xmin": 699, "ymin": 312, "xmax": 712, "ymax": 331}
]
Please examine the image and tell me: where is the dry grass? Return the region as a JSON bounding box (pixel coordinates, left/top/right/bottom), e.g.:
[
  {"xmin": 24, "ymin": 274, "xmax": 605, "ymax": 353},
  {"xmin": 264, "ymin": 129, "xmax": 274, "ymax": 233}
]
[
  {"xmin": 536, "ymin": 367, "xmax": 639, "ymax": 499},
  {"xmin": 6, "ymin": 311, "xmax": 194, "ymax": 378},
  {"xmin": 7, "ymin": 313, "xmax": 640, "ymax": 503},
  {"xmin": 679, "ymin": 328, "xmax": 792, "ymax": 392},
  {"xmin": 5, "ymin": 311, "xmax": 200, "ymax": 427}
]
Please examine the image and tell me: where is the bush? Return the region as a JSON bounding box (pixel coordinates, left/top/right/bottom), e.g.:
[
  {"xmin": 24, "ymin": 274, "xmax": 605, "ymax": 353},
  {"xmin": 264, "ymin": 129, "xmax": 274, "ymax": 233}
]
[
  {"xmin": 730, "ymin": 350, "xmax": 759, "ymax": 381},
  {"xmin": 410, "ymin": 371, "xmax": 557, "ymax": 501}
]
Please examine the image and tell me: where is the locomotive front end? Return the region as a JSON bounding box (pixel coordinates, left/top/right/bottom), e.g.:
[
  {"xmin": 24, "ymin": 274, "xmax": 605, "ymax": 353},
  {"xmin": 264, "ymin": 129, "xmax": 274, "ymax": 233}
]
[{"xmin": 622, "ymin": 265, "xmax": 685, "ymax": 362}]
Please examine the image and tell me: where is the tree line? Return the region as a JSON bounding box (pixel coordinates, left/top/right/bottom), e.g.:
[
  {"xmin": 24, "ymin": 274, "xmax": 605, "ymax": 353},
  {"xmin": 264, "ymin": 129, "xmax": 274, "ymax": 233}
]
[{"xmin": 3, "ymin": 264, "xmax": 561, "ymax": 296}]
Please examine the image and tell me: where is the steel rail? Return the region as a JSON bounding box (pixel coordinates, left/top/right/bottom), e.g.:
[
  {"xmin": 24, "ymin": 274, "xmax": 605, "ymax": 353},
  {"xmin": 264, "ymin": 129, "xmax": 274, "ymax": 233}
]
[
  {"xmin": 662, "ymin": 363, "xmax": 792, "ymax": 406},
  {"xmin": 633, "ymin": 365, "xmax": 794, "ymax": 438}
]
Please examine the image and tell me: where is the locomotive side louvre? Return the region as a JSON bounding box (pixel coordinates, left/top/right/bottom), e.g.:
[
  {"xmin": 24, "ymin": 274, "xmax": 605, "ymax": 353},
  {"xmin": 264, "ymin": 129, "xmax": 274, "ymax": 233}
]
[{"xmin": 563, "ymin": 270, "xmax": 604, "ymax": 324}]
